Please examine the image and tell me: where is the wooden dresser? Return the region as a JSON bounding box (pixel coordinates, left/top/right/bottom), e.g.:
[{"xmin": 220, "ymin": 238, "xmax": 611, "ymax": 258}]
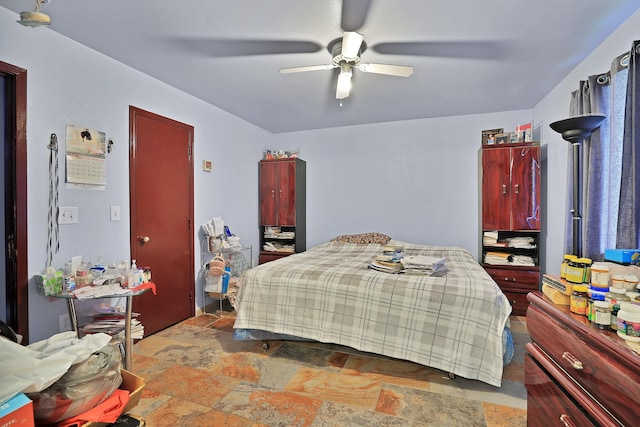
[{"xmin": 525, "ymin": 292, "xmax": 640, "ymax": 426}]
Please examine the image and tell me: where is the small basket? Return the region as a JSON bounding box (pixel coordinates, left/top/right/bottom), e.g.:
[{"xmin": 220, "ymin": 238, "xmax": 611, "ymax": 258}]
[{"xmin": 208, "ymin": 254, "xmax": 225, "ymax": 276}]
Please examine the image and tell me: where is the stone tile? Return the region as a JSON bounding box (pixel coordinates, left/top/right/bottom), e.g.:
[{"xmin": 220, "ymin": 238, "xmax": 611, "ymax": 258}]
[
  {"xmin": 285, "ymin": 367, "xmax": 381, "ymax": 410},
  {"xmin": 145, "ymin": 364, "xmax": 240, "ymax": 407},
  {"xmin": 342, "ymin": 355, "xmax": 431, "ymax": 390},
  {"xmin": 375, "ymin": 384, "xmax": 486, "ymax": 426},
  {"xmin": 140, "ymin": 396, "xmax": 213, "ymax": 427},
  {"xmin": 211, "ymin": 315, "xmax": 238, "ymax": 332},
  {"xmin": 482, "ymin": 402, "xmax": 527, "ymax": 427},
  {"xmin": 152, "ymin": 322, "xmax": 225, "ymax": 343},
  {"xmin": 132, "ymin": 335, "xmax": 186, "ymax": 357},
  {"xmin": 145, "ymin": 340, "xmax": 226, "ymax": 369},
  {"xmin": 311, "ymin": 401, "xmax": 411, "ymax": 426},
  {"xmin": 180, "ymin": 314, "xmax": 219, "ymax": 327},
  {"xmin": 205, "ymin": 329, "xmax": 274, "ymax": 355},
  {"xmin": 133, "ymin": 387, "xmax": 172, "ymax": 418},
  {"xmin": 215, "ymin": 382, "xmax": 323, "ymax": 427},
  {"xmin": 184, "ymin": 408, "xmax": 255, "ymax": 427},
  {"xmin": 206, "ymin": 352, "xmax": 266, "ymax": 383},
  {"xmin": 129, "ymin": 353, "xmax": 174, "ymax": 380},
  {"xmin": 427, "ymin": 372, "xmax": 527, "ymax": 410},
  {"xmin": 271, "ymin": 342, "xmax": 350, "ymax": 371}
]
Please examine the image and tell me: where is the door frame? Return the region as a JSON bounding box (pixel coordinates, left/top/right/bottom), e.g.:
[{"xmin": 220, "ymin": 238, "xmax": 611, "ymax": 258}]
[{"xmin": 1, "ymin": 61, "xmax": 29, "ymax": 343}]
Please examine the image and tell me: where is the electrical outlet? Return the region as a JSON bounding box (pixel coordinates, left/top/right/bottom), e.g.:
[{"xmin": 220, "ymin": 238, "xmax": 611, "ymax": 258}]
[
  {"xmin": 110, "ymin": 205, "xmax": 121, "ymax": 222},
  {"xmin": 59, "ymin": 313, "xmax": 72, "ymax": 332},
  {"xmin": 59, "ymin": 207, "xmax": 78, "ymax": 224}
]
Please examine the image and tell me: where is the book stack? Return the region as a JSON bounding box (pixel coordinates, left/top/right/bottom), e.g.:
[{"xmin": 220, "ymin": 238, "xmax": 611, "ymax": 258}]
[
  {"xmin": 368, "ymin": 245, "xmax": 405, "ymax": 273},
  {"xmin": 401, "ymin": 255, "xmax": 448, "ymax": 276},
  {"xmin": 81, "ymin": 312, "xmax": 144, "ymax": 340},
  {"xmin": 484, "ymin": 251, "xmax": 512, "ymax": 265}
]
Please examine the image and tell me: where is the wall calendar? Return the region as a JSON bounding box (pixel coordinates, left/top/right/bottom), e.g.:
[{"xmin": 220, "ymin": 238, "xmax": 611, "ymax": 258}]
[{"xmin": 65, "ymin": 124, "xmax": 107, "ymax": 188}]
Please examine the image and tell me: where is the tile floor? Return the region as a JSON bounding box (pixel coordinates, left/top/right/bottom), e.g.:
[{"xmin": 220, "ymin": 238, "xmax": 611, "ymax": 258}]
[{"xmin": 129, "ymin": 313, "xmax": 530, "ymax": 426}]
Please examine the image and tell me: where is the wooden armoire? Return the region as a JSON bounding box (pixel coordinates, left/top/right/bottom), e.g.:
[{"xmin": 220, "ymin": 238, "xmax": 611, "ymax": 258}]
[
  {"xmin": 258, "ymin": 158, "xmax": 306, "ymax": 264},
  {"xmin": 481, "ymin": 142, "xmax": 541, "ymax": 315}
]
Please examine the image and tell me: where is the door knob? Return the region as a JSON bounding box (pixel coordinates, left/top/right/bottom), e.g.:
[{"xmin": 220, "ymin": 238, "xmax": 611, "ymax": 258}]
[{"xmin": 138, "ymin": 236, "xmax": 150, "ymax": 243}]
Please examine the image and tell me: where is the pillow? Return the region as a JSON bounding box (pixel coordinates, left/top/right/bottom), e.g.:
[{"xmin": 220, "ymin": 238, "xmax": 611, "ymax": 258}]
[{"xmin": 330, "ymin": 232, "xmax": 392, "ymax": 245}]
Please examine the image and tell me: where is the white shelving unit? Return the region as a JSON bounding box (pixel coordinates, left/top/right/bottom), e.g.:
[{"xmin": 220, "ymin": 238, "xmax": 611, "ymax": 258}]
[{"xmin": 201, "ymin": 237, "xmax": 252, "ymax": 315}]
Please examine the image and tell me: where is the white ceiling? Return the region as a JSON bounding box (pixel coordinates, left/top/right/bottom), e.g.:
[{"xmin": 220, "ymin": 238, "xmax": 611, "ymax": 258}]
[{"xmin": 2, "ymin": 0, "xmax": 639, "ymax": 133}]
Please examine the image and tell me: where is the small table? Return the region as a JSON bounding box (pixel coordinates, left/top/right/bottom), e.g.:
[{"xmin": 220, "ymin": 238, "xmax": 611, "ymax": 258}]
[{"xmin": 52, "ymin": 285, "xmax": 152, "ymax": 370}]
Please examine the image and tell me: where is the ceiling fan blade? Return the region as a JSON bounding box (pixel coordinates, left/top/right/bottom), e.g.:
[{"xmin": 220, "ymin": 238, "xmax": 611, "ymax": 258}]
[
  {"xmin": 341, "ymin": 0, "xmax": 373, "ymax": 32},
  {"xmin": 280, "ymin": 64, "xmax": 337, "ymax": 74},
  {"xmin": 341, "ymin": 31, "xmax": 364, "ymax": 59},
  {"xmin": 356, "ymin": 63, "xmax": 413, "ymax": 77},
  {"xmin": 168, "ymin": 38, "xmax": 323, "ymax": 57},
  {"xmin": 371, "ymin": 41, "xmax": 509, "ymax": 60},
  {"xmin": 335, "ymin": 68, "xmax": 353, "ymax": 99}
]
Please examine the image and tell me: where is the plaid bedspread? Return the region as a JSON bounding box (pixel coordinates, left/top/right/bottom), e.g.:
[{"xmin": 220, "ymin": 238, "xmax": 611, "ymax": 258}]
[{"xmin": 233, "ymin": 240, "xmax": 512, "ymax": 387}]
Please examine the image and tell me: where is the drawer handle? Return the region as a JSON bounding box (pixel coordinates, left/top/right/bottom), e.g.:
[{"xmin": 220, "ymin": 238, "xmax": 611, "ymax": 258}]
[
  {"xmin": 562, "ymin": 352, "xmax": 583, "ymax": 370},
  {"xmin": 560, "ymin": 414, "xmax": 577, "ymax": 427},
  {"xmin": 503, "ymin": 277, "xmax": 516, "ymax": 282}
]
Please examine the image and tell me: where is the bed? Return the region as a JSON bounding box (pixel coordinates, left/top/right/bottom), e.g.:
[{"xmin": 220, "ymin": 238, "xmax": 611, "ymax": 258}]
[{"xmin": 233, "ymin": 237, "xmax": 513, "ymax": 387}]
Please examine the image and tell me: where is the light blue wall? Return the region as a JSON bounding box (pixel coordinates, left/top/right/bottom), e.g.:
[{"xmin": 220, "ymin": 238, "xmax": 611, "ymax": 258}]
[
  {"xmin": 0, "ymin": 7, "xmax": 273, "ymax": 341},
  {"xmin": 275, "ymin": 111, "xmax": 532, "ymax": 253},
  {"xmin": 2, "ymin": 5, "xmax": 639, "ymax": 342}
]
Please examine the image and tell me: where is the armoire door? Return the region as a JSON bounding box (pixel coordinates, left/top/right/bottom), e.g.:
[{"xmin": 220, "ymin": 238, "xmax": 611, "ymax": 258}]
[
  {"xmin": 482, "ymin": 147, "xmax": 511, "ymax": 230},
  {"xmin": 259, "ymin": 161, "xmax": 278, "ymax": 226},
  {"xmin": 511, "ymin": 145, "xmax": 541, "ymax": 230},
  {"xmin": 276, "ymin": 160, "xmax": 297, "ymax": 226}
]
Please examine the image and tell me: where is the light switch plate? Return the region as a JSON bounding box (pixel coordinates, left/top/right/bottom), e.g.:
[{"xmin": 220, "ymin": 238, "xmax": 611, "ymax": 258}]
[
  {"xmin": 59, "ymin": 207, "xmax": 78, "ymax": 224},
  {"xmin": 110, "ymin": 205, "xmax": 121, "ymax": 222}
]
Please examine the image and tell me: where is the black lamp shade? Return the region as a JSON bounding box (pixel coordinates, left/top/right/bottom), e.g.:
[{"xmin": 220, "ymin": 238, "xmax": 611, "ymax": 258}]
[{"xmin": 549, "ymin": 114, "xmax": 606, "ymax": 143}]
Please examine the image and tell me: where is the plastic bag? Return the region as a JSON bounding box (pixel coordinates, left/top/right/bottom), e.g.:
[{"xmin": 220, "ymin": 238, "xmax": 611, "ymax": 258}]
[
  {"xmin": 28, "ymin": 342, "xmax": 123, "ymax": 424},
  {"xmin": 0, "ymin": 331, "xmax": 112, "ymax": 404}
]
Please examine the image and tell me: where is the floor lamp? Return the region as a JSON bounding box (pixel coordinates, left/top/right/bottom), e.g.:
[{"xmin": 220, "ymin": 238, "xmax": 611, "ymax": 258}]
[{"xmin": 549, "ymin": 114, "xmax": 606, "ymax": 257}]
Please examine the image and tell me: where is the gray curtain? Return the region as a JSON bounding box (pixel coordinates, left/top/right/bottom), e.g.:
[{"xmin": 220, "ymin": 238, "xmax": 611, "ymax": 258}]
[
  {"xmin": 566, "ymin": 44, "xmax": 633, "ymax": 260},
  {"xmin": 617, "ymin": 40, "xmax": 640, "ymax": 248}
]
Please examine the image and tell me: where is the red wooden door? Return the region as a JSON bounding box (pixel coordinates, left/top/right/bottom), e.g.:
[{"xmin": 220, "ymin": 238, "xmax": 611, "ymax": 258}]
[
  {"xmin": 277, "ymin": 160, "xmax": 296, "ymax": 226},
  {"xmin": 482, "ymin": 147, "xmax": 511, "ymax": 230},
  {"xmin": 512, "ymin": 146, "xmax": 541, "ymax": 230},
  {"xmin": 129, "ymin": 107, "xmax": 194, "ymax": 336},
  {"xmin": 259, "ymin": 161, "xmax": 278, "ymax": 225}
]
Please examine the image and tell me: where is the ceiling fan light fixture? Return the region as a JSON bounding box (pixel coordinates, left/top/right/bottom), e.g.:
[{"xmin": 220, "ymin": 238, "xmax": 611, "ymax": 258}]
[
  {"xmin": 18, "ymin": 0, "xmax": 51, "ymax": 27},
  {"xmin": 336, "ymin": 66, "xmax": 353, "ymax": 100}
]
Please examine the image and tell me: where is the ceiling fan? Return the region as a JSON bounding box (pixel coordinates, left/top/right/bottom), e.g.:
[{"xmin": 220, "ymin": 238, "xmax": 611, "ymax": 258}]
[
  {"xmin": 170, "ymin": 0, "xmax": 506, "ymax": 104},
  {"xmin": 280, "ymin": 31, "xmax": 413, "ymax": 101}
]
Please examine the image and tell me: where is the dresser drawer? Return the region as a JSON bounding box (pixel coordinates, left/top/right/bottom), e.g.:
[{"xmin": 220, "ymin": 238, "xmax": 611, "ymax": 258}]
[
  {"xmin": 502, "ymin": 291, "xmax": 530, "ymax": 316},
  {"xmin": 484, "ymin": 266, "xmax": 539, "ymax": 292},
  {"xmin": 525, "ymin": 351, "xmax": 599, "ymax": 427},
  {"xmin": 259, "ymin": 251, "xmax": 292, "ymax": 265},
  {"xmin": 527, "ymin": 302, "xmax": 640, "ymax": 426}
]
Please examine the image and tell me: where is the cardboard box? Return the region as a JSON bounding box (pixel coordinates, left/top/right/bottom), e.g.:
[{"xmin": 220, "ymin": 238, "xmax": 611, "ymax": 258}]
[
  {"xmin": 82, "ymin": 369, "xmax": 145, "ymax": 427},
  {"xmin": 0, "ymin": 392, "xmax": 34, "ymax": 427}
]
